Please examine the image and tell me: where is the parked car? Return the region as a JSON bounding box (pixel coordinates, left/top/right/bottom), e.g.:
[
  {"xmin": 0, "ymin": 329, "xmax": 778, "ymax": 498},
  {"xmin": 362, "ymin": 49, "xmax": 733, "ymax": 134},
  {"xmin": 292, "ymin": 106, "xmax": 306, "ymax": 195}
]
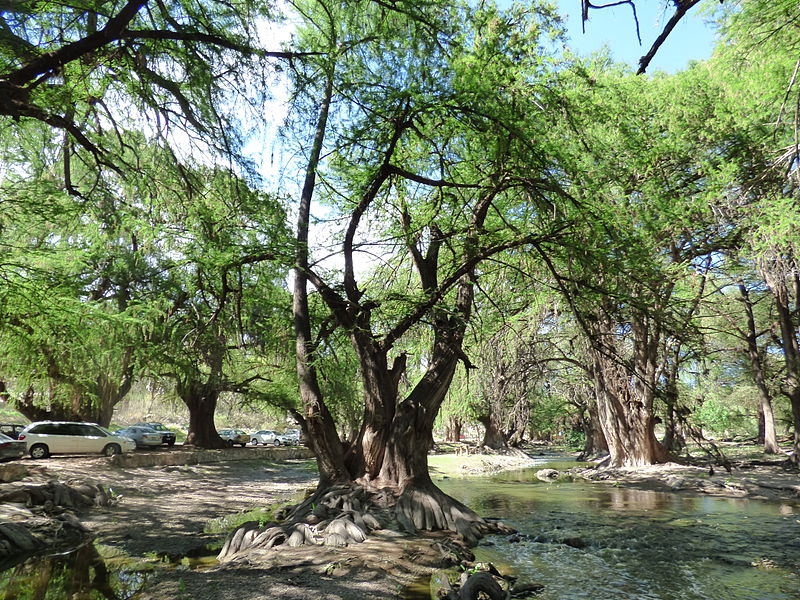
[
  {"xmin": 250, "ymin": 430, "xmax": 280, "ymax": 446},
  {"xmin": 114, "ymin": 426, "xmax": 163, "ymax": 448},
  {"xmin": 0, "ymin": 423, "xmax": 26, "ymax": 440},
  {"xmin": 218, "ymin": 429, "xmax": 248, "ymax": 447},
  {"xmin": 132, "ymin": 422, "xmax": 177, "ymax": 446},
  {"xmin": 280, "ymin": 429, "xmax": 301, "ymax": 445},
  {"xmin": 0, "ymin": 432, "xmax": 26, "ymax": 461},
  {"xmin": 18, "ymin": 421, "xmax": 136, "ymax": 458}
]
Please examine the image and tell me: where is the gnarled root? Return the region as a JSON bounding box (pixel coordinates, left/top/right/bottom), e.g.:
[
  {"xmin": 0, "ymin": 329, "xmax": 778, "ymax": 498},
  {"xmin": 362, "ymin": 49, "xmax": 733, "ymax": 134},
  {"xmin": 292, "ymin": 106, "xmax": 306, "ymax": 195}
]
[
  {"xmin": 395, "ymin": 483, "xmax": 514, "ymax": 546},
  {"xmin": 456, "ymin": 572, "xmax": 506, "ymax": 600},
  {"xmin": 218, "ymin": 482, "xmax": 514, "ymax": 562},
  {"xmin": 218, "ymin": 484, "xmax": 382, "ymax": 561}
]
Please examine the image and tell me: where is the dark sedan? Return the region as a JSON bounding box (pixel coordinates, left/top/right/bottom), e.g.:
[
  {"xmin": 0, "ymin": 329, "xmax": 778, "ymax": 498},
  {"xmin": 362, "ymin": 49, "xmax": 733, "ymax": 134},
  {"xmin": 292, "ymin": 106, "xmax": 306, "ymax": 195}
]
[
  {"xmin": 0, "ymin": 423, "xmax": 26, "ymax": 440},
  {"xmin": 0, "ymin": 432, "xmax": 26, "ymax": 461}
]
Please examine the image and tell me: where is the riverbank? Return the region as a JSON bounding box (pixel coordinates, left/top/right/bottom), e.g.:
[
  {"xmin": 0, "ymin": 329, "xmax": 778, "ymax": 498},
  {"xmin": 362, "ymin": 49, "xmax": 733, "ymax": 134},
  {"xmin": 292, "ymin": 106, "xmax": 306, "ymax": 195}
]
[
  {"xmin": 0, "ymin": 451, "xmax": 534, "ymax": 599},
  {"xmin": 571, "ymin": 458, "xmax": 800, "ymax": 502}
]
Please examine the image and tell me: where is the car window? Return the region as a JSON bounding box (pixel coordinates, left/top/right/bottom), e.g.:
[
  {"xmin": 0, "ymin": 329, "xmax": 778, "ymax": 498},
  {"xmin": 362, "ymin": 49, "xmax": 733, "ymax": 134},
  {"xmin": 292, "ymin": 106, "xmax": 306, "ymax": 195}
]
[
  {"xmin": 42, "ymin": 423, "xmax": 68, "ymax": 435},
  {"xmin": 80, "ymin": 425, "xmax": 105, "ymax": 436},
  {"xmin": 61, "ymin": 424, "xmax": 84, "ymax": 436}
]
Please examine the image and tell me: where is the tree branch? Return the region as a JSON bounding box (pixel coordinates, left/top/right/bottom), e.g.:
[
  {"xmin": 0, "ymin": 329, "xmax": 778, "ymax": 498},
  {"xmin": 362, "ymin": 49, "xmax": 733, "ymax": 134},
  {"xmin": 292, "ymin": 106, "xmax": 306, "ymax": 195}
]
[{"xmin": 5, "ymin": 0, "xmax": 147, "ymax": 86}]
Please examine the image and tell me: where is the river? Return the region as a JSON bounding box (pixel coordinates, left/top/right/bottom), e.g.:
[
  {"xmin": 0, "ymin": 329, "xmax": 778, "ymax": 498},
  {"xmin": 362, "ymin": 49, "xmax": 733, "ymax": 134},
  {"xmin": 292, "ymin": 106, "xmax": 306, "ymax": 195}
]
[{"xmin": 436, "ymin": 458, "xmax": 800, "ymax": 600}]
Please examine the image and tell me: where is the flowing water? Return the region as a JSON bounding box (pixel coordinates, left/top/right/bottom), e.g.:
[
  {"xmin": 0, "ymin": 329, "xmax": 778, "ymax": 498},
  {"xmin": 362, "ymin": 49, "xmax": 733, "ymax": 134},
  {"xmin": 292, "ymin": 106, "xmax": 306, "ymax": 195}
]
[{"xmin": 437, "ymin": 457, "xmax": 800, "ymax": 600}]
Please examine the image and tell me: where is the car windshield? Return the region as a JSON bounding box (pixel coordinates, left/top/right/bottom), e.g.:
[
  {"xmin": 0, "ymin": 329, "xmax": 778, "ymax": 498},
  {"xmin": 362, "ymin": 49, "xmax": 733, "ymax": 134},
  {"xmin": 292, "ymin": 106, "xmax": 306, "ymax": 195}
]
[
  {"xmin": 98, "ymin": 426, "xmax": 115, "ymax": 436},
  {"xmin": 0, "ymin": 433, "xmax": 12, "ymax": 442}
]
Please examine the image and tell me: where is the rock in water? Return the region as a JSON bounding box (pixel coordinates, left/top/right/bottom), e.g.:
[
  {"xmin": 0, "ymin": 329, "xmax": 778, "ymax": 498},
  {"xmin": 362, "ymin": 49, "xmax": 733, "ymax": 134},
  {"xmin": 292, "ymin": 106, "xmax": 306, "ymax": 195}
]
[{"xmin": 535, "ymin": 469, "xmax": 559, "ymax": 482}]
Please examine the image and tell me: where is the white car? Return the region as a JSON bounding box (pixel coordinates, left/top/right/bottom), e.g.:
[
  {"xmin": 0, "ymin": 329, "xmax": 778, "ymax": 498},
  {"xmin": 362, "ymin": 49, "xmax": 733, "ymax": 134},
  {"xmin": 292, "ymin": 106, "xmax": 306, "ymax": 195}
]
[
  {"xmin": 18, "ymin": 421, "xmax": 136, "ymax": 458},
  {"xmin": 250, "ymin": 430, "xmax": 280, "ymax": 446},
  {"xmin": 217, "ymin": 429, "xmax": 249, "ymax": 447}
]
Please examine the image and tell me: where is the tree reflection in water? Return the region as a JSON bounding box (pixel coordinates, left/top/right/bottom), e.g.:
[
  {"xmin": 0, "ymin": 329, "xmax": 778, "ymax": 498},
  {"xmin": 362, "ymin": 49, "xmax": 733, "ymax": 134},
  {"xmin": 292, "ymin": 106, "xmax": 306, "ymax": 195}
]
[{"xmin": 0, "ymin": 542, "xmax": 146, "ymax": 600}]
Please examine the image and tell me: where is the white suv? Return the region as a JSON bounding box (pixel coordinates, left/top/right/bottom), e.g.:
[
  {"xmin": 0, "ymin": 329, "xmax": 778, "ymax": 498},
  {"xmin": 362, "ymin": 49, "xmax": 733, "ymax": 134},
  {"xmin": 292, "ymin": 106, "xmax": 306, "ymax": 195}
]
[{"xmin": 18, "ymin": 421, "xmax": 136, "ymax": 458}]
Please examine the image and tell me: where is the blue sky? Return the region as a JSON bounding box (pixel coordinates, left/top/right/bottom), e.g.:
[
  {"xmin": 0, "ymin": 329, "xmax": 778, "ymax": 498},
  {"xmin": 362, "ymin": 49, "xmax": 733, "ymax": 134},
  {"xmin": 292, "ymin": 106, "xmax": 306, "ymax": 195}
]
[{"xmin": 554, "ymin": 0, "xmax": 720, "ymax": 73}]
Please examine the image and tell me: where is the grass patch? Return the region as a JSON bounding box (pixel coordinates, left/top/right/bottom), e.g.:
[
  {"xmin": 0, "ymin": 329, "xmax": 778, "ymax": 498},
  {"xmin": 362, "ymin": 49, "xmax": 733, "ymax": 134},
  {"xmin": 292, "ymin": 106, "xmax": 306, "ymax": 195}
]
[
  {"xmin": 0, "ymin": 402, "xmax": 26, "ymax": 423},
  {"xmin": 204, "ymin": 499, "xmax": 301, "ymax": 535},
  {"xmin": 428, "ymin": 454, "xmax": 472, "ymax": 476}
]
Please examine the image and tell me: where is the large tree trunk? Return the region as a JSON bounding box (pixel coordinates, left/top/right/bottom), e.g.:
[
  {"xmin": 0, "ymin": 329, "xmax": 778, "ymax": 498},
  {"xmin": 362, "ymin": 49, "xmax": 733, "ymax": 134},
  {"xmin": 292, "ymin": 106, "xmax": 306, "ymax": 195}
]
[
  {"xmin": 177, "ymin": 379, "xmax": 226, "ymax": 448},
  {"xmin": 477, "ymin": 413, "xmax": 507, "ymax": 450},
  {"xmin": 292, "ymin": 67, "xmax": 349, "ymax": 486},
  {"xmin": 764, "ymin": 273, "xmax": 800, "ymax": 461},
  {"xmin": 588, "ymin": 312, "xmax": 668, "ymax": 467}
]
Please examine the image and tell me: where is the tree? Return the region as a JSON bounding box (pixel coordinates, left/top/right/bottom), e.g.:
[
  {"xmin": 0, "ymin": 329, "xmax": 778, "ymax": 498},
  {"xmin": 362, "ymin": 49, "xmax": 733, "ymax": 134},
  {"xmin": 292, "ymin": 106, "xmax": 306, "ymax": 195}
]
[
  {"xmin": 711, "ymin": 0, "xmax": 800, "ymax": 460},
  {"xmin": 0, "ymin": 0, "xmax": 291, "ymax": 173},
  {"xmin": 534, "ymin": 61, "xmax": 747, "ymax": 466},
  {"xmin": 0, "ymin": 129, "xmax": 147, "ymax": 425},
  {"xmin": 220, "ymin": 0, "xmax": 573, "ymax": 557},
  {"xmin": 133, "ymin": 161, "xmax": 290, "ymax": 448}
]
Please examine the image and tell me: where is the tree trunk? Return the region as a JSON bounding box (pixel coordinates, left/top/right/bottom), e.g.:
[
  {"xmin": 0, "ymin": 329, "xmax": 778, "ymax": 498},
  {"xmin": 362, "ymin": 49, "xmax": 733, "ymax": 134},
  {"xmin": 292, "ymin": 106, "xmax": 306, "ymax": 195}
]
[
  {"xmin": 579, "ymin": 399, "xmax": 608, "ymax": 459},
  {"xmin": 443, "ymin": 417, "xmax": 463, "ymax": 443},
  {"xmin": 588, "ymin": 312, "xmax": 668, "ymax": 467},
  {"xmin": 739, "ymin": 283, "xmax": 779, "ymax": 454},
  {"xmin": 477, "ymin": 413, "xmax": 506, "ymax": 450},
  {"xmin": 292, "ymin": 64, "xmax": 349, "ymax": 486},
  {"xmin": 661, "ymin": 404, "xmax": 686, "ymax": 454},
  {"xmin": 764, "ymin": 275, "xmax": 800, "ymax": 461},
  {"xmin": 177, "ymin": 380, "xmax": 226, "ymax": 448},
  {"xmin": 594, "ymin": 384, "xmax": 666, "ymax": 467}
]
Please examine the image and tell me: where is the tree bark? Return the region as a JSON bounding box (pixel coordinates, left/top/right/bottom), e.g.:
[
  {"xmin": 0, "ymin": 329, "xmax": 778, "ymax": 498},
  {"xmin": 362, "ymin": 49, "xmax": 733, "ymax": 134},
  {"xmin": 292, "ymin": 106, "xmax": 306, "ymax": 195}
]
[
  {"xmin": 443, "ymin": 417, "xmax": 463, "ymax": 443},
  {"xmin": 739, "ymin": 284, "xmax": 779, "ymax": 454},
  {"xmin": 177, "ymin": 379, "xmax": 226, "ymax": 448},
  {"xmin": 477, "ymin": 413, "xmax": 507, "ymax": 450},
  {"xmin": 763, "ymin": 273, "xmax": 800, "ymax": 461},
  {"xmin": 588, "ymin": 311, "xmax": 668, "ymax": 467},
  {"xmin": 292, "ymin": 65, "xmax": 349, "ymax": 485},
  {"xmin": 579, "ymin": 398, "xmax": 608, "ymax": 459}
]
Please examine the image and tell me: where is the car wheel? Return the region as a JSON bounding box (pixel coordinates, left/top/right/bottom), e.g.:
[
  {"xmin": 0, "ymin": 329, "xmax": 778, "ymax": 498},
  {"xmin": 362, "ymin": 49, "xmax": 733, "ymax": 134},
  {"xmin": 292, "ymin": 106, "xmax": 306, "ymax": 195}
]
[
  {"xmin": 167, "ymin": 441, "xmax": 175, "ymax": 447},
  {"xmin": 251, "ymin": 438, "xmax": 259, "ymax": 445},
  {"xmin": 273, "ymin": 439, "xmax": 281, "ymax": 447},
  {"xmin": 103, "ymin": 443, "xmax": 122, "ymax": 457},
  {"xmin": 30, "ymin": 444, "xmax": 49, "ymax": 459},
  {"xmin": 226, "ymin": 440, "xmax": 234, "ymax": 447}
]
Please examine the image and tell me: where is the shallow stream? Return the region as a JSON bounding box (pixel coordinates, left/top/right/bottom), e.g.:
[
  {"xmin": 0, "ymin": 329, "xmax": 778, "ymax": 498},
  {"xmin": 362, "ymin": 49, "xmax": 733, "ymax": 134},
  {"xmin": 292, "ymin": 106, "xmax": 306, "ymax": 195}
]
[{"xmin": 437, "ymin": 457, "xmax": 800, "ymax": 600}]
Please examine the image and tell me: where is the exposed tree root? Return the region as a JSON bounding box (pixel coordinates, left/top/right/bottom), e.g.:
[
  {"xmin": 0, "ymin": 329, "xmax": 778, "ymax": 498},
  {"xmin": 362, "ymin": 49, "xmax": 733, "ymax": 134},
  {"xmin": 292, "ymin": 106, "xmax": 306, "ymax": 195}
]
[
  {"xmin": 456, "ymin": 572, "xmax": 506, "ymax": 600},
  {"xmin": 218, "ymin": 482, "xmax": 514, "ymax": 562}
]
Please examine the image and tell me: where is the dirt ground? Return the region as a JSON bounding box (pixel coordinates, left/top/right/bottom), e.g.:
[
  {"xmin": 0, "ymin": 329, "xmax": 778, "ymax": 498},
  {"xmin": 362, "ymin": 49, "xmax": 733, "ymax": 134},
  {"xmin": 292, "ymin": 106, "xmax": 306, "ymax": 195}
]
[{"xmin": 9, "ymin": 454, "xmax": 479, "ymax": 600}]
